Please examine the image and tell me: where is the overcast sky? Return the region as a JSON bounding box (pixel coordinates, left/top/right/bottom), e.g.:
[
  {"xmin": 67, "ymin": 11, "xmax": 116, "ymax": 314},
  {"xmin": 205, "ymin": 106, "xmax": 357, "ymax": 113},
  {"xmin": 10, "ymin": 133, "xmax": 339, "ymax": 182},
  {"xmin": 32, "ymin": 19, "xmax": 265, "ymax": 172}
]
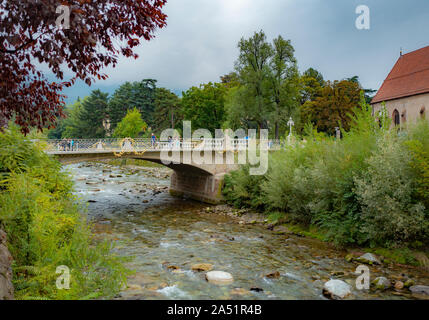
[{"xmin": 61, "ymin": 0, "xmax": 429, "ymax": 103}]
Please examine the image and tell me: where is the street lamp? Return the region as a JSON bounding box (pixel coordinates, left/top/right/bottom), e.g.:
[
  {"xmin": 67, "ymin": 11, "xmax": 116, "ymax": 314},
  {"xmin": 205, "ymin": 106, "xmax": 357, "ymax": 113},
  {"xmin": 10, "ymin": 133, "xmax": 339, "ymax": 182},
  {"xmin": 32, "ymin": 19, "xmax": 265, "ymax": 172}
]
[{"xmin": 287, "ymin": 117, "xmax": 294, "ymax": 144}]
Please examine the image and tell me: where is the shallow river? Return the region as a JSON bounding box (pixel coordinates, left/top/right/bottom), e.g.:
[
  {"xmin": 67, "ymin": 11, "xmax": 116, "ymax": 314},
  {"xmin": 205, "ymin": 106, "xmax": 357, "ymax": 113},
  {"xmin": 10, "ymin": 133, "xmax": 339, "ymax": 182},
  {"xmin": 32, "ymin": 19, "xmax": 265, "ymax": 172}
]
[{"xmin": 66, "ymin": 162, "xmax": 428, "ymax": 300}]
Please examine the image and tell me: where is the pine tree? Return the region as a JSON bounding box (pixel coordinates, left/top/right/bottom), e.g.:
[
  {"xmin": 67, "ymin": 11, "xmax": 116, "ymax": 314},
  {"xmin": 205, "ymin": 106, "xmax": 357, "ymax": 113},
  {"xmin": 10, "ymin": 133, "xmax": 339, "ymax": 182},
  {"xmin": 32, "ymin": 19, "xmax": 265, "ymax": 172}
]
[{"xmin": 78, "ymin": 90, "xmax": 109, "ymax": 138}]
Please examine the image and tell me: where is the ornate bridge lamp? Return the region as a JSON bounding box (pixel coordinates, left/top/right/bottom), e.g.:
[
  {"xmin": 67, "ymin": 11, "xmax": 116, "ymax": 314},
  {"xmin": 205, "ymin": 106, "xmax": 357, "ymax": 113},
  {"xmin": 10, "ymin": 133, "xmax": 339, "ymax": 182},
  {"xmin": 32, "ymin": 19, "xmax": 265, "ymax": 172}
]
[{"xmin": 287, "ymin": 117, "xmax": 294, "ymax": 145}]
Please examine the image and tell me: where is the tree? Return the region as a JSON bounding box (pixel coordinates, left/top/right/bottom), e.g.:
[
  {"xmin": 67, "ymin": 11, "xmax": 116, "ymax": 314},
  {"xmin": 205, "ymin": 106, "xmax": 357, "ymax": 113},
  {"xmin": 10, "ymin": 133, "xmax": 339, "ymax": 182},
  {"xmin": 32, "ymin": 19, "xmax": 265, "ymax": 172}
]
[
  {"xmin": 181, "ymin": 83, "xmax": 227, "ymax": 134},
  {"xmin": 220, "ymin": 72, "xmax": 240, "ymax": 89},
  {"xmin": 153, "ymin": 88, "xmax": 181, "ymax": 132},
  {"xmin": 113, "ymin": 108, "xmax": 147, "ymax": 138},
  {"xmin": 299, "ymin": 68, "xmax": 325, "ymax": 105},
  {"xmin": 233, "ymin": 30, "xmax": 274, "ymax": 131},
  {"xmin": 301, "ymin": 80, "xmax": 362, "ymax": 134},
  {"xmin": 75, "ymin": 90, "xmax": 109, "ymax": 138},
  {"xmin": 0, "ymin": 0, "xmax": 167, "ymax": 134},
  {"xmin": 268, "ymin": 36, "xmax": 300, "ymax": 139},
  {"xmin": 108, "ymin": 79, "xmax": 157, "ymax": 130}
]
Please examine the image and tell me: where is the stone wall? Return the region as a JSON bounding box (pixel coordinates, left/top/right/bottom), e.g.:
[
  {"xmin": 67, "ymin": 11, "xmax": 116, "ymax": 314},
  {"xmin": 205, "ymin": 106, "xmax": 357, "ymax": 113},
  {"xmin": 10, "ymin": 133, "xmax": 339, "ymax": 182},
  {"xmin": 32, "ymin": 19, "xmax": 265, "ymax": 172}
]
[
  {"xmin": 0, "ymin": 229, "xmax": 14, "ymax": 300},
  {"xmin": 170, "ymin": 171, "xmax": 225, "ymax": 204},
  {"xmin": 372, "ymin": 92, "xmax": 429, "ymax": 127}
]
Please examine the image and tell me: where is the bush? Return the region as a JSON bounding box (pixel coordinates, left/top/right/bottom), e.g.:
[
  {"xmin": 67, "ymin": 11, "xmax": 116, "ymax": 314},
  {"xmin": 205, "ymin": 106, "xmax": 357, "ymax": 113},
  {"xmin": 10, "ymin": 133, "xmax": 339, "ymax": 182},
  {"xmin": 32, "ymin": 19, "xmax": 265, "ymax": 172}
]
[
  {"xmin": 0, "ymin": 127, "xmax": 129, "ymax": 299},
  {"xmin": 223, "ymin": 97, "xmax": 429, "ymax": 247}
]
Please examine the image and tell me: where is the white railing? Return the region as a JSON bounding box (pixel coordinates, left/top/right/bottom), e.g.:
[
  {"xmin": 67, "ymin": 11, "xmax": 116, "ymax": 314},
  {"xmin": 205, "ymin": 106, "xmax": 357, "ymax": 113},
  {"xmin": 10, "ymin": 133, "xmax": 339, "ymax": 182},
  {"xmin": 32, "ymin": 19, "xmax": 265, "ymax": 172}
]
[{"xmin": 35, "ymin": 138, "xmax": 285, "ymax": 153}]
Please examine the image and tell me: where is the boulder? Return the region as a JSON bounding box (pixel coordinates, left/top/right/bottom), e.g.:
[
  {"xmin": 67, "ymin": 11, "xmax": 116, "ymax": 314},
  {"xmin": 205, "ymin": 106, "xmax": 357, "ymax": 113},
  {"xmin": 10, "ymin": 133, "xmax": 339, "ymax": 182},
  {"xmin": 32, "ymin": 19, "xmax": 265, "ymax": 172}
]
[
  {"xmin": 323, "ymin": 280, "xmax": 352, "ymax": 299},
  {"xmin": 372, "ymin": 277, "xmax": 391, "ymax": 290},
  {"xmin": 205, "ymin": 271, "xmax": 234, "ymax": 285},
  {"xmin": 355, "ymin": 253, "xmax": 381, "ymax": 265}
]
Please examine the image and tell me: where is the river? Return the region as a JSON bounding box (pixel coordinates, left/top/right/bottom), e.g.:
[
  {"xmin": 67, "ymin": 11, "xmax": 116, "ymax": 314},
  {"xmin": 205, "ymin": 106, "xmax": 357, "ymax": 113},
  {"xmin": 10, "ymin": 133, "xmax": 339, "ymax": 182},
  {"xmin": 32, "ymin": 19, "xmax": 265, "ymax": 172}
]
[{"xmin": 66, "ymin": 162, "xmax": 428, "ymax": 300}]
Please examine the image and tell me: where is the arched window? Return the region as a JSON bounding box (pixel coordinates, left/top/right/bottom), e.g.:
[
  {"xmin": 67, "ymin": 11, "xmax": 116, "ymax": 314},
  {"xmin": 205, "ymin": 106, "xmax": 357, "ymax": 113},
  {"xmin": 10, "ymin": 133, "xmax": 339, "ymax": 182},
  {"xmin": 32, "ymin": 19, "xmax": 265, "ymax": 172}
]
[
  {"xmin": 393, "ymin": 109, "xmax": 400, "ymax": 126},
  {"xmin": 421, "ymin": 107, "xmax": 426, "ymax": 119}
]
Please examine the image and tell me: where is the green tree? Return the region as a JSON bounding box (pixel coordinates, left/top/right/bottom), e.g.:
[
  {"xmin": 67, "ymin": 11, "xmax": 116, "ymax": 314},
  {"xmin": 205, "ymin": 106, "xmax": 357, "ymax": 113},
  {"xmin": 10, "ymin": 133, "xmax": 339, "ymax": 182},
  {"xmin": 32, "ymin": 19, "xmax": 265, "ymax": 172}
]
[
  {"xmin": 299, "ymin": 68, "xmax": 325, "ymax": 105},
  {"xmin": 76, "ymin": 90, "xmax": 109, "ymax": 138},
  {"xmin": 268, "ymin": 36, "xmax": 300, "ymax": 139},
  {"xmin": 108, "ymin": 79, "xmax": 157, "ymax": 130},
  {"xmin": 181, "ymin": 82, "xmax": 227, "ymax": 134},
  {"xmin": 113, "ymin": 108, "xmax": 147, "ymax": 138},
  {"xmin": 232, "ymin": 30, "xmax": 273, "ymax": 131},
  {"xmin": 301, "ymin": 80, "xmax": 361, "ymax": 135},
  {"xmin": 153, "ymin": 88, "xmax": 181, "ymax": 132}
]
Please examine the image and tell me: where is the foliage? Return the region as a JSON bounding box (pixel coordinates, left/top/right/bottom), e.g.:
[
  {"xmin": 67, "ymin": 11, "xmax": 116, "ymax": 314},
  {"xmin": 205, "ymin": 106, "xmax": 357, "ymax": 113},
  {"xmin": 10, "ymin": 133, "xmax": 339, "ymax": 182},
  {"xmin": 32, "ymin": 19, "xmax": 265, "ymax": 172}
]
[
  {"xmin": 108, "ymin": 80, "xmax": 157, "ymax": 131},
  {"xmin": 153, "ymin": 88, "xmax": 182, "ymax": 132},
  {"xmin": 76, "ymin": 90, "xmax": 109, "ymax": 138},
  {"xmin": 112, "ymin": 108, "xmax": 147, "ymax": 138},
  {"xmin": 181, "ymin": 82, "xmax": 227, "ymax": 134},
  {"xmin": 223, "ymin": 165, "xmax": 266, "ymax": 210},
  {"xmin": 301, "ymin": 80, "xmax": 362, "ymax": 135},
  {"xmin": 0, "ymin": 127, "xmax": 129, "ymax": 299},
  {"xmin": 223, "ymin": 97, "xmax": 429, "ymax": 247},
  {"xmin": 0, "ymin": 0, "xmax": 167, "ymax": 134}
]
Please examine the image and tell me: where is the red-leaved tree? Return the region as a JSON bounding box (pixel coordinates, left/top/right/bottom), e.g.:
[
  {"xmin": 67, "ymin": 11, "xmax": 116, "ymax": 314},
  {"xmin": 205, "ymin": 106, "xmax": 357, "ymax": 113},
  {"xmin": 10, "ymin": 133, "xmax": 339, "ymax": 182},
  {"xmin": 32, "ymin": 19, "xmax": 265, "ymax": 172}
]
[{"xmin": 0, "ymin": 0, "xmax": 167, "ymax": 134}]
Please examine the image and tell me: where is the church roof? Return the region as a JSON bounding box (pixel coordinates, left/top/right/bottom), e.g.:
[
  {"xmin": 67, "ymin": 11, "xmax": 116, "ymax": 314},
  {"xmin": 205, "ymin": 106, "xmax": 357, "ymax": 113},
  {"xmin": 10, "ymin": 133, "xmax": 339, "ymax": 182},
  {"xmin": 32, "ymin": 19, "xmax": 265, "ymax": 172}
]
[{"xmin": 372, "ymin": 45, "xmax": 429, "ymax": 104}]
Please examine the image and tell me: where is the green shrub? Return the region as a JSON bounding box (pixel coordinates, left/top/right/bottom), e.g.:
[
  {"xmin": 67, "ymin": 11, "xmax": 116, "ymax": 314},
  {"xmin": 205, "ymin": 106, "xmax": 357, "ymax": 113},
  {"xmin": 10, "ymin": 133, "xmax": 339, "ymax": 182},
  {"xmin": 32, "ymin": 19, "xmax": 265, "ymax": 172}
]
[
  {"xmin": 0, "ymin": 127, "xmax": 129, "ymax": 299},
  {"xmin": 354, "ymin": 133, "xmax": 428, "ymax": 246}
]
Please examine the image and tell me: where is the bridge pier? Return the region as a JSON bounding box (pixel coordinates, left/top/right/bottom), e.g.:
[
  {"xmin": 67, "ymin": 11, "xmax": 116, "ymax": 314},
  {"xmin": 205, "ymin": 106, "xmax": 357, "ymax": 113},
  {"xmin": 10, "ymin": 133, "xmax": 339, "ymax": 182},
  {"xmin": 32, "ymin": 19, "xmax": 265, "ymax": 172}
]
[{"xmin": 169, "ymin": 171, "xmax": 225, "ymax": 204}]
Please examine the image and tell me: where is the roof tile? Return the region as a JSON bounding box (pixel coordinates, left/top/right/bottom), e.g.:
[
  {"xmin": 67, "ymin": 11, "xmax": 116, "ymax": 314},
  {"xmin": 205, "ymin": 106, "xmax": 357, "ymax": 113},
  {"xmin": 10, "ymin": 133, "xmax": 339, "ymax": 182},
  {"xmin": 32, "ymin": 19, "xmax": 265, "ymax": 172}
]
[{"xmin": 372, "ymin": 45, "xmax": 429, "ymax": 104}]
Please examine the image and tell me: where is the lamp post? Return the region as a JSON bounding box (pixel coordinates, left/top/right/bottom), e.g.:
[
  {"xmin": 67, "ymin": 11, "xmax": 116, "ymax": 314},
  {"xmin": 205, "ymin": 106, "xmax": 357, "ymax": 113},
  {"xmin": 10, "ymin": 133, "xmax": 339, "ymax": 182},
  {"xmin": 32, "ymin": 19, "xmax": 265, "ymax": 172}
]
[{"xmin": 287, "ymin": 117, "xmax": 294, "ymax": 144}]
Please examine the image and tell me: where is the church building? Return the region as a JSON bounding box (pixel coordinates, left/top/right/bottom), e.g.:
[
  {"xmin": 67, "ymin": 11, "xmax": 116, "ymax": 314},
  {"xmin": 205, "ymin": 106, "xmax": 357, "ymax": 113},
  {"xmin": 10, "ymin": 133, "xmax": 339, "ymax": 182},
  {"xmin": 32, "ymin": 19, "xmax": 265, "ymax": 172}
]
[{"xmin": 371, "ymin": 46, "xmax": 429, "ymax": 126}]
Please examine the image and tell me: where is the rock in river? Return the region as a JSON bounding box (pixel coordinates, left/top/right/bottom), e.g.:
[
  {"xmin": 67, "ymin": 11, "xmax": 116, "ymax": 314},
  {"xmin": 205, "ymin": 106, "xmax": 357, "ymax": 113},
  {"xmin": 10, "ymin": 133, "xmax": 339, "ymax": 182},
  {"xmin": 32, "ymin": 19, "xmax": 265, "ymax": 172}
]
[
  {"xmin": 372, "ymin": 277, "xmax": 391, "ymax": 290},
  {"xmin": 264, "ymin": 271, "xmax": 281, "ymax": 279},
  {"xmin": 355, "ymin": 253, "xmax": 381, "ymax": 265},
  {"xmin": 409, "ymin": 285, "xmax": 429, "ymax": 298},
  {"xmin": 323, "ymin": 280, "xmax": 352, "ymax": 299},
  {"xmin": 205, "ymin": 271, "xmax": 234, "ymax": 285},
  {"xmin": 191, "ymin": 264, "xmax": 213, "ymax": 272}
]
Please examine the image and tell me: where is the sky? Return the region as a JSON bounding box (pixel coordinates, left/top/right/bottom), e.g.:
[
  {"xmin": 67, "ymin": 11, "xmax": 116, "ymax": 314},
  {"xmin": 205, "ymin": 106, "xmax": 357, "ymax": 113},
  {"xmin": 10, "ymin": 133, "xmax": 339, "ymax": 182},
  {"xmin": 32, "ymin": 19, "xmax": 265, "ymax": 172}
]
[{"xmin": 61, "ymin": 0, "xmax": 429, "ymax": 104}]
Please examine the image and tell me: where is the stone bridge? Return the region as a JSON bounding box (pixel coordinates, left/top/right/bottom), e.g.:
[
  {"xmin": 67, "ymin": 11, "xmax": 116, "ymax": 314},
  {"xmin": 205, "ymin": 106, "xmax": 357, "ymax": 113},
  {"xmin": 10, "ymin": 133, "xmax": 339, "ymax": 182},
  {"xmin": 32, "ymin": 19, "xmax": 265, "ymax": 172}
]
[{"xmin": 40, "ymin": 138, "xmax": 281, "ymax": 203}]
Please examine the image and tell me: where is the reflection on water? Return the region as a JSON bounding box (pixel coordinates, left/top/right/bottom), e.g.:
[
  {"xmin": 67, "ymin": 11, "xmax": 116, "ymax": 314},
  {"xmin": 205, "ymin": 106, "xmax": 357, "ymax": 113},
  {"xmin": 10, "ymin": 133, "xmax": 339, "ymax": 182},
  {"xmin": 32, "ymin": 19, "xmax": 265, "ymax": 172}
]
[{"xmin": 66, "ymin": 162, "xmax": 429, "ymax": 300}]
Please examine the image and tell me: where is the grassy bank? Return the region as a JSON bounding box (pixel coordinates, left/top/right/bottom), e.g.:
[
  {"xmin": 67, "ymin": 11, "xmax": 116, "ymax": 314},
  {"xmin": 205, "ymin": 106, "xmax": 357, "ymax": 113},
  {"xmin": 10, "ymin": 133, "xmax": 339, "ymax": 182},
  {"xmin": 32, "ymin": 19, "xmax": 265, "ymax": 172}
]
[
  {"xmin": 223, "ymin": 96, "xmax": 429, "ymax": 261},
  {"xmin": 0, "ymin": 126, "xmax": 130, "ymax": 300}
]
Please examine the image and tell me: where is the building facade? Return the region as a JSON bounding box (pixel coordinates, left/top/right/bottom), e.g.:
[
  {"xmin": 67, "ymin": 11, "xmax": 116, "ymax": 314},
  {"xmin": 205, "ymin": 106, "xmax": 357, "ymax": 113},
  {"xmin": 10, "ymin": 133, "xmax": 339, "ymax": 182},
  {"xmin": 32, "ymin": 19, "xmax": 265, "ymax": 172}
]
[{"xmin": 371, "ymin": 46, "xmax": 429, "ymax": 126}]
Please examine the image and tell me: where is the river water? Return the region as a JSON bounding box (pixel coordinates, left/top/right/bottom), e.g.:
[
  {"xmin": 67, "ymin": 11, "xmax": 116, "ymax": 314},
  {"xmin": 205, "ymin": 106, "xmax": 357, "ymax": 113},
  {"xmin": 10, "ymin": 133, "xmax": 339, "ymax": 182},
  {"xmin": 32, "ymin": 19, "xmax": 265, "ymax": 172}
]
[{"xmin": 66, "ymin": 162, "xmax": 428, "ymax": 300}]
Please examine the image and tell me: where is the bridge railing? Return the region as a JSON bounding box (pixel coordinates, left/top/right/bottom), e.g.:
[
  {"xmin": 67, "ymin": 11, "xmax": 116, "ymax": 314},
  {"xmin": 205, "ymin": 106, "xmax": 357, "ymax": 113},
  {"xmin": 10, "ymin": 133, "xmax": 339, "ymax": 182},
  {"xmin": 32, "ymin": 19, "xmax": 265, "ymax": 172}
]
[{"xmin": 36, "ymin": 138, "xmax": 285, "ymax": 153}]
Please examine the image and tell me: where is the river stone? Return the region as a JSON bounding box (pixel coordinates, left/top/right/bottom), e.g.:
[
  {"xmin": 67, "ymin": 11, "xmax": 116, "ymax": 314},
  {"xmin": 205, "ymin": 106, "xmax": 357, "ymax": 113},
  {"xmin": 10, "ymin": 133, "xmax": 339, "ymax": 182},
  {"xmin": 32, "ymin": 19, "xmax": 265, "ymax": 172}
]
[
  {"xmin": 265, "ymin": 271, "xmax": 281, "ymax": 279},
  {"xmin": 409, "ymin": 285, "xmax": 429, "ymax": 296},
  {"xmin": 372, "ymin": 277, "xmax": 391, "ymax": 290},
  {"xmin": 355, "ymin": 253, "xmax": 381, "ymax": 265},
  {"xmin": 191, "ymin": 264, "xmax": 213, "ymax": 272},
  {"xmin": 404, "ymin": 279, "xmax": 415, "ymax": 288},
  {"xmin": 394, "ymin": 281, "xmax": 404, "ymax": 290},
  {"xmin": 273, "ymin": 226, "xmax": 290, "ymax": 235},
  {"xmin": 205, "ymin": 271, "xmax": 234, "ymax": 285},
  {"xmin": 230, "ymin": 288, "xmax": 249, "ymax": 296},
  {"xmin": 323, "ymin": 280, "xmax": 352, "ymax": 299}
]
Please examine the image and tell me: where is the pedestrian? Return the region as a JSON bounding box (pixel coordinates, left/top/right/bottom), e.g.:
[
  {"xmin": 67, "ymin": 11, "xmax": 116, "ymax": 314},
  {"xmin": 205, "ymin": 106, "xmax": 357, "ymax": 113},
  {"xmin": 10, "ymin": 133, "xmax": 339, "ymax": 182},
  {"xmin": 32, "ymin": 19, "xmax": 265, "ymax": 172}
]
[{"xmin": 151, "ymin": 133, "xmax": 157, "ymax": 148}]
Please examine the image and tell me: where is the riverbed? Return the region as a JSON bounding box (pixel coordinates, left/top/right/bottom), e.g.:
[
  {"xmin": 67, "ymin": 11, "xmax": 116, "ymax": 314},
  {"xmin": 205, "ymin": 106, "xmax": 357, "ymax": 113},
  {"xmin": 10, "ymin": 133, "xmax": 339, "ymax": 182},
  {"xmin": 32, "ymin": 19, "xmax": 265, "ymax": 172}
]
[{"xmin": 66, "ymin": 162, "xmax": 429, "ymax": 300}]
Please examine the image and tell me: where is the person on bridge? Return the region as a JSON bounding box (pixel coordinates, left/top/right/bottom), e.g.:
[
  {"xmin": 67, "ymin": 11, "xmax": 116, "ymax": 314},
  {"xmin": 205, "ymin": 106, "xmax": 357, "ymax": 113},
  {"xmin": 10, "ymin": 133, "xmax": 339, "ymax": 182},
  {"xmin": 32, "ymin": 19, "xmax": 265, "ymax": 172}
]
[{"xmin": 151, "ymin": 133, "xmax": 157, "ymax": 148}]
